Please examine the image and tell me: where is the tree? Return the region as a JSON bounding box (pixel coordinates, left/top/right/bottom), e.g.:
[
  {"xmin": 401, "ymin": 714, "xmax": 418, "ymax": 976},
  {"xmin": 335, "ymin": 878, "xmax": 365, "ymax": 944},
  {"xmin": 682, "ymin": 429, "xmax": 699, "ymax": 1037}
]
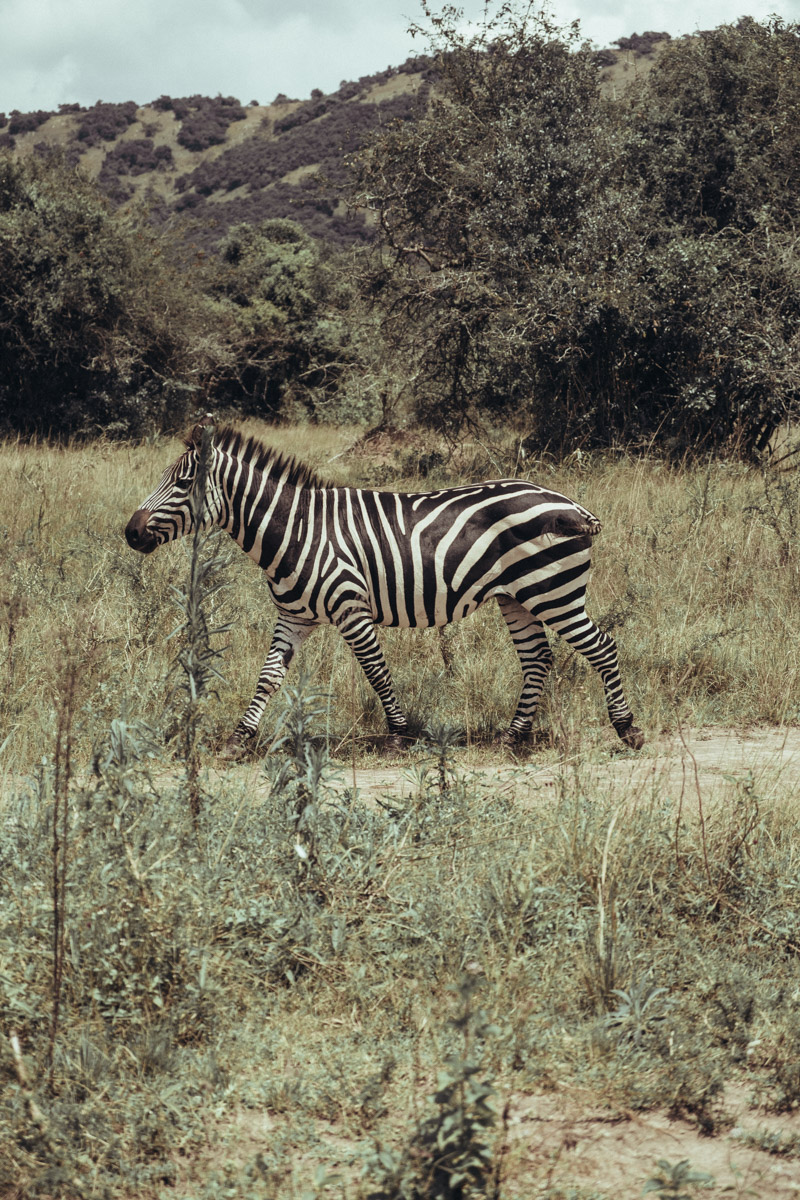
[
  {"xmin": 621, "ymin": 17, "xmax": 800, "ymax": 235},
  {"xmin": 0, "ymin": 152, "xmax": 199, "ymax": 437},
  {"xmin": 608, "ymin": 17, "xmax": 800, "ymax": 452},
  {"xmin": 204, "ymin": 219, "xmax": 361, "ymax": 418},
  {"xmin": 351, "ymin": 2, "xmax": 609, "ymax": 438},
  {"xmin": 350, "ymin": 5, "xmax": 800, "ymax": 455}
]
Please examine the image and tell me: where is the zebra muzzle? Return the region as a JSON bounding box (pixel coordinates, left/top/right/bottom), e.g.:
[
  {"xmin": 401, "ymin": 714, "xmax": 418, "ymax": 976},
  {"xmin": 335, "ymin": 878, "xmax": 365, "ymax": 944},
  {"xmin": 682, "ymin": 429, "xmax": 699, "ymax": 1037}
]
[{"xmin": 125, "ymin": 509, "xmax": 159, "ymax": 554}]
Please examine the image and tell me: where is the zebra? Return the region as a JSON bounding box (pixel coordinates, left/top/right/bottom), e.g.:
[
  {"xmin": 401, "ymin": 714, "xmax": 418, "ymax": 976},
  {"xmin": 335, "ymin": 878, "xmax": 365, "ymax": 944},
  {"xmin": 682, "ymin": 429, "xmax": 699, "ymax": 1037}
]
[{"xmin": 125, "ymin": 417, "xmax": 643, "ymax": 758}]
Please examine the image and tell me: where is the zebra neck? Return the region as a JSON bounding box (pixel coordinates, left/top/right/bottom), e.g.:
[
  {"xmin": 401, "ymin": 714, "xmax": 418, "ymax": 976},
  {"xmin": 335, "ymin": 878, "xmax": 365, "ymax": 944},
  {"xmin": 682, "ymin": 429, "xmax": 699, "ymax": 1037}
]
[{"xmin": 221, "ymin": 460, "xmax": 314, "ymax": 574}]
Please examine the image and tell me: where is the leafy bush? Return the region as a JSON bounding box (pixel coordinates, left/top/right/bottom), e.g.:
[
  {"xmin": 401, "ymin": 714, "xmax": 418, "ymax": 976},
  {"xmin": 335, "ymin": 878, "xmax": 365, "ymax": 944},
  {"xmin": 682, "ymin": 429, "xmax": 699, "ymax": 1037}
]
[
  {"xmin": 8, "ymin": 109, "xmax": 52, "ymax": 135},
  {"xmin": 273, "ymin": 96, "xmax": 332, "ymax": 133},
  {"xmin": 351, "ymin": 11, "xmax": 800, "ymax": 455},
  {"xmin": 0, "ymin": 153, "xmax": 201, "ymax": 437},
  {"xmin": 152, "ymin": 94, "xmax": 179, "ymax": 113},
  {"xmin": 98, "ymin": 138, "xmax": 173, "ymax": 182},
  {"xmin": 203, "ymin": 218, "xmax": 363, "ymax": 418},
  {"xmin": 177, "ymin": 96, "xmax": 247, "ymax": 151},
  {"xmin": 75, "ymin": 101, "xmax": 139, "ymax": 145},
  {"xmin": 32, "ymin": 139, "xmax": 83, "ymax": 169}
]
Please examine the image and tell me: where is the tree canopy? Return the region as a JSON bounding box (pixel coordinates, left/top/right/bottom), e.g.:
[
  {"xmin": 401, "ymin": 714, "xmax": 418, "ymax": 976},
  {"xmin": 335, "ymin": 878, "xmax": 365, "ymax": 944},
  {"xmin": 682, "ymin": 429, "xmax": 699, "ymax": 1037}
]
[{"xmin": 351, "ymin": 5, "xmax": 800, "ymax": 455}]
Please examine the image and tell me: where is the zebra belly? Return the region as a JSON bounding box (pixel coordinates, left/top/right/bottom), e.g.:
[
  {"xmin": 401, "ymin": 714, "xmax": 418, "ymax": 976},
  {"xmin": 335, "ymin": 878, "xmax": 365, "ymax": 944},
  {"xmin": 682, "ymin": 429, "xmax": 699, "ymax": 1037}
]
[{"xmin": 379, "ymin": 590, "xmax": 485, "ymax": 630}]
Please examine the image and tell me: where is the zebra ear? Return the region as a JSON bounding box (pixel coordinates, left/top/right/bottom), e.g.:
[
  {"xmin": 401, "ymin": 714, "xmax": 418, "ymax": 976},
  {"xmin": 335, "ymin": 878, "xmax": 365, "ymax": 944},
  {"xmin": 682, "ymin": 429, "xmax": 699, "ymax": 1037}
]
[{"xmin": 189, "ymin": 413, "xmax": 216, "ymax": 447}]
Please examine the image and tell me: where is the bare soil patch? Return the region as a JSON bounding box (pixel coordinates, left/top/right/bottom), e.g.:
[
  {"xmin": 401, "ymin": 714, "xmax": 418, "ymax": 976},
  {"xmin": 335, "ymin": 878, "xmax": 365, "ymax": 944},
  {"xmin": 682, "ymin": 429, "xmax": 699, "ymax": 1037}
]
[
  {"xmin": 500, "ymin": 1085, "xmax": 800, "ymax": 1198},
  {"xmin": 199, "ymin": 1081, "xmax": 800, "ymax": 1198},
  {"xmin": 309, "ymin": 725, "xmax": 800, "ymax": 810}
]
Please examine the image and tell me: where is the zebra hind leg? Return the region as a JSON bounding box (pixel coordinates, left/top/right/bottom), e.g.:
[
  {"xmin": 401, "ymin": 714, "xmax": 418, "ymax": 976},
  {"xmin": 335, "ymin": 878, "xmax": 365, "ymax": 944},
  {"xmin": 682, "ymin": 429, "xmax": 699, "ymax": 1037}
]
[
  {"xmin": 335, "ymin": 612, "xmax": 410, "ymax": 752},
  {"xmin": 546, "ymin": 610, "xmax": 644, "ymax": 750},
  {"xmin": 497, "ymin": 596, "xmax": 555, "ymax": 747}
]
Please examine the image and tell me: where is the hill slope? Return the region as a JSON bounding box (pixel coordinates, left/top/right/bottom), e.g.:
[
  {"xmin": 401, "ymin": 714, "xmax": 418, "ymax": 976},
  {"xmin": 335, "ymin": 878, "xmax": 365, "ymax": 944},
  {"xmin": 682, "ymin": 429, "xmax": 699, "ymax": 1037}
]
[{"xmin": 0, "ymin": 38, "xmax": 666, "ymax": 250}]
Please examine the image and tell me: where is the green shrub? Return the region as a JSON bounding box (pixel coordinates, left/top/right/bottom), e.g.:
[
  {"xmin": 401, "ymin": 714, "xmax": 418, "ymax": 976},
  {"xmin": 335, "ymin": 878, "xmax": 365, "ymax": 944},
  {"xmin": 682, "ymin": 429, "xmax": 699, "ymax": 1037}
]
[{"xmin": 0, "ymin": 153, "xmax": 199, "ymax": 438}]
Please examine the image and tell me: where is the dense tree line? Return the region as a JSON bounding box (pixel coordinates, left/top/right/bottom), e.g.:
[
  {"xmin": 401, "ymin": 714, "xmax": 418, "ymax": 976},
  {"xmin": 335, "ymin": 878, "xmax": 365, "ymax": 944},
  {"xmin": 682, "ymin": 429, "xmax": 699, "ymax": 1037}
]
[
  {"xmin": 0, "ymin": 7, "xmax": 798, "ymax": 453},
  {"xmin": 0, "ymin": 153, "xmax": 196, "ymax": 437},
  {"xmin": 0, "ymin": 156, "xmax": 364, "ymax": 437},
  {"xmin": 351, "ymin": 7, "xmax": 800, "ymax": 455}
]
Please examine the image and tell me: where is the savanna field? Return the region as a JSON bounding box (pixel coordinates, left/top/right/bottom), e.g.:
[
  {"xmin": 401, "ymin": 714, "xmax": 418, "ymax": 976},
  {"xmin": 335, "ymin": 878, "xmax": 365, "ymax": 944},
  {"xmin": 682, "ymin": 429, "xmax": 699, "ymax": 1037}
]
[
  {"xmin": 2, "ymin": 3, "xmax": 800, "ymax": 1192},
  {"xmin": 1, "ymin": 422, "xmax": 800, "ymax": 1198}
]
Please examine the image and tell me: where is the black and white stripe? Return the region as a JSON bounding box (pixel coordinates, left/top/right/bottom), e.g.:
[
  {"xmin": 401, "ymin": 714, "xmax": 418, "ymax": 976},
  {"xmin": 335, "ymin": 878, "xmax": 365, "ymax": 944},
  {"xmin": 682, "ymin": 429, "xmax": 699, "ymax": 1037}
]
[{"xmin": 125, "ymin": 420, "xmax": 643, "ymax": 755}]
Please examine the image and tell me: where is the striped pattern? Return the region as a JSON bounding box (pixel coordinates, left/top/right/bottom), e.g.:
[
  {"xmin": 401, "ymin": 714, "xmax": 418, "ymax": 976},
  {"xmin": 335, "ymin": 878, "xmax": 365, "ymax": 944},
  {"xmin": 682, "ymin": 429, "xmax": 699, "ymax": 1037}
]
[{"xmin": 125, "ymin": 424, "xmax": 642, "ymax": 754}]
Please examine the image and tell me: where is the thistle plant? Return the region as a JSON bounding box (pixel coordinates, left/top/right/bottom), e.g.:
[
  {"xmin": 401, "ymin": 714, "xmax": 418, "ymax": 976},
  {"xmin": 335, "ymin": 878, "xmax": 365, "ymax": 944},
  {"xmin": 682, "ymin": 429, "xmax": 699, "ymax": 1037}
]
[
  {"xmin": 168, "ymin": 422, "xmax": 231, "ymax": 821},
  {"xmin": 265, "ymin": 671, "xmax": 337, "ymax": 888},
  {"xmin": 364, "ymin": 975, "xmax": 501, "ymax": 1199},
  {"xmin": 423, "ymin": 721, "xmax": 462, "ymax": 797}
]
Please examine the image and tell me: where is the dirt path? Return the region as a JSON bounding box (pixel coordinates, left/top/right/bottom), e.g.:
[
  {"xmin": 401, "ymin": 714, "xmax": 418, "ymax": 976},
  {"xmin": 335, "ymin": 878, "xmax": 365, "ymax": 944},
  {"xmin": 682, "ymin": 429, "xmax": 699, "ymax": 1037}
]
[{"xmin": 312, "ymin": 725, "xmax": 800, "ymax": 809}]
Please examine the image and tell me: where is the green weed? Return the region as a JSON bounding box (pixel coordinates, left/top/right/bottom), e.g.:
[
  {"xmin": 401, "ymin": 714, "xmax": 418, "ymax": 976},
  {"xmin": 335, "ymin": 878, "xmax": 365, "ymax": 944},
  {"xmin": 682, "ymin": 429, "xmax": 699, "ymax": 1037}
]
[{"xmin": 643, "ymin": 1158, "xmax": 715, "ymax": 1199}]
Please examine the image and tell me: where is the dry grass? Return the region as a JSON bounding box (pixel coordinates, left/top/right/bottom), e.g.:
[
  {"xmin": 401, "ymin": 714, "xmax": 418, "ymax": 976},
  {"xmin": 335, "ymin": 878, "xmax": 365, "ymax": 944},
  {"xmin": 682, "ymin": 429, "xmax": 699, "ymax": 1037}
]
[{"xmin": 1, "ymin": 424, "xmax": 798, "ymax": 774}]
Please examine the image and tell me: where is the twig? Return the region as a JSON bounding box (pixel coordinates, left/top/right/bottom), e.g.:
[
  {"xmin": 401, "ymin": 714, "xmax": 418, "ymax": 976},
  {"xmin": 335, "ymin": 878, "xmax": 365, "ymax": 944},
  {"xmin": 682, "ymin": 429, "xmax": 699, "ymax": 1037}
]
[{"xmin": 675, "ymin": 717, "xmax": 712, "ymax": 887}]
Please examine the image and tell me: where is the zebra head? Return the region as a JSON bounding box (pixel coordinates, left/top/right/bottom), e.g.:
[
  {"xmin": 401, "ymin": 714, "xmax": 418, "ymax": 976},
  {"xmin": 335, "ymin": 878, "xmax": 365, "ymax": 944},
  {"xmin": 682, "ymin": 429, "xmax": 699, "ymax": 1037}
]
[{"xmin": 125, "ymin": 416, "xmax": 222, "ymax": 554}]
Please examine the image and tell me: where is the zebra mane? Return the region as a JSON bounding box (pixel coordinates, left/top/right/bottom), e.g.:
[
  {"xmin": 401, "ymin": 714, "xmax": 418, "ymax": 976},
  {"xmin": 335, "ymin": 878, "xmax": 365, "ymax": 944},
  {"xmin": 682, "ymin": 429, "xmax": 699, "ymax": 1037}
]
[{"xmin": 206, "ymin": 426, "xmax": 329, "ymax": 490}]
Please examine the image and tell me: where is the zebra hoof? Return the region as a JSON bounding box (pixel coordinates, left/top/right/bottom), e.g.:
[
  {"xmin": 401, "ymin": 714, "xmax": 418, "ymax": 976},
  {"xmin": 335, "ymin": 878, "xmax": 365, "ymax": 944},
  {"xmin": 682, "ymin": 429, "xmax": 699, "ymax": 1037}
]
[
  {"xmin": 614, "ymin": 719, "xmax": 645, "ymax": 750},
  {"xmin": 498, "ymin": 729, "xmax": 529, "ymax": 750},
  {"xmin": 218, "ymin": 733, "xmax": 252, "ymax": 762},
  {"xmin": 385, "ymin": 733, "xmax": 408, "ymax": 754}
]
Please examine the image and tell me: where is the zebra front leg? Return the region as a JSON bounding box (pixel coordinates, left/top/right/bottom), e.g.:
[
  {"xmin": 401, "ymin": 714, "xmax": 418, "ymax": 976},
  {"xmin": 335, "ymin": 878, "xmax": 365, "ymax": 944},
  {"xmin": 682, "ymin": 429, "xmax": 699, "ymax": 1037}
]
[
  {"xmin": 545, "ymin": 610, "xmax": 644, "ymax": 750},
  {"xmin": 497, "ymin": 596, "xmax": 555, "ymax": 746},
  {"xmin": 220, "ymin": 616, "xmax": 315, "ymax": 760},
  {"xmin": 335, "ymin": 611, "xmax": 410, "ymax": 752}
]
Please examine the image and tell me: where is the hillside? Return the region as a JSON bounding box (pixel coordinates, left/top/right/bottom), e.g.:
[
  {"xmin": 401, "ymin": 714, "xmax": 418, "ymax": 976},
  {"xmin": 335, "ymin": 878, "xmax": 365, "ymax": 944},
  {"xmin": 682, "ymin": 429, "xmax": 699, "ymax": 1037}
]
[{"xmin": 0, "ymin": 36, "xmax": 666, "ymax": 250}]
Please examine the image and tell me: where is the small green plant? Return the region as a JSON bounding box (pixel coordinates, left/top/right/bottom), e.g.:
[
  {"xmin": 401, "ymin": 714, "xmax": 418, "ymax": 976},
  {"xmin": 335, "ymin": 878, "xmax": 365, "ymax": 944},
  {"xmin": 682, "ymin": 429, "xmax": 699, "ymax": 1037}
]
[
  {"xmin": 364, "ymin": 975, "xmax": 500, "ymax": 1199},
  {"xmin": 643, "ymin": 1158, "xmax": 715, "ymax": 1198},
  {"xmin": 733, "ymin": 1126, "xmax": 800, "ymax": 1158},
  {"xmin": 423, "ymin": 721, "xmax": 462, "ymax": 797},
  {"xmin": 578, "ymin": 810, "xmax": 629, "ymax": 1013},
  {"xmin": 265, "ymin": 670, "xmax": 339, "ymax": 888},
  {"xmin": 605, "ymin": 978, "xmax": 671, "ymax": 1047}
]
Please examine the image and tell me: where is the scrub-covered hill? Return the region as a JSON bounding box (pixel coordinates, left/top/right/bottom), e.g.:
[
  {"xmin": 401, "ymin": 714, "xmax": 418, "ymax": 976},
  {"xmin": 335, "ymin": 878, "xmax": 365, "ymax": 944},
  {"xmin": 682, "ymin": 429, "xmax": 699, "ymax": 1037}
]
[{"xmin": 0, "ymin": 36, "xmax": 666, "ymax": 248}]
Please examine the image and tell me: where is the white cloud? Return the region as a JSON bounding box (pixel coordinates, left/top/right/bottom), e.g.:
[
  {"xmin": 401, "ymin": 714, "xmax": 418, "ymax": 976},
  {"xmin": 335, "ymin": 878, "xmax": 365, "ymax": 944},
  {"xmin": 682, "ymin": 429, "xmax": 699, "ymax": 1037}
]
[
  {"xmin": 0, "ymin": 0, "xmax": 797, "ymax": 115},
  {"xmin": 550, "ymin": 0, "xmax": 798, "ymax": 47}
]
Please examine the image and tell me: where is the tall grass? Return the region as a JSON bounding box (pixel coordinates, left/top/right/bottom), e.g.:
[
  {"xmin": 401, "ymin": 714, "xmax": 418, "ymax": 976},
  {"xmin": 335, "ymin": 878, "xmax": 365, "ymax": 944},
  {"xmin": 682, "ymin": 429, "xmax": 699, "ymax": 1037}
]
[
  {"xmin": 0, "ymin": 425, "xmax": 797, "ymax": 772},
  {"xmin": 1, "ymin": 678, "xmax": 799, "ymax": 1196}
]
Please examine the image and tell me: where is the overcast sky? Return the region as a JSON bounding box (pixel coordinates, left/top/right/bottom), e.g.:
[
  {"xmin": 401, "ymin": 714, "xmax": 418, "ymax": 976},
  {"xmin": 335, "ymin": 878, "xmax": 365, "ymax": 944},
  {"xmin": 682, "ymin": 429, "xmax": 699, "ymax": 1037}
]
[{"xmin": 0, "ymin": 0, "xmax": 797, "ymax": 116}]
